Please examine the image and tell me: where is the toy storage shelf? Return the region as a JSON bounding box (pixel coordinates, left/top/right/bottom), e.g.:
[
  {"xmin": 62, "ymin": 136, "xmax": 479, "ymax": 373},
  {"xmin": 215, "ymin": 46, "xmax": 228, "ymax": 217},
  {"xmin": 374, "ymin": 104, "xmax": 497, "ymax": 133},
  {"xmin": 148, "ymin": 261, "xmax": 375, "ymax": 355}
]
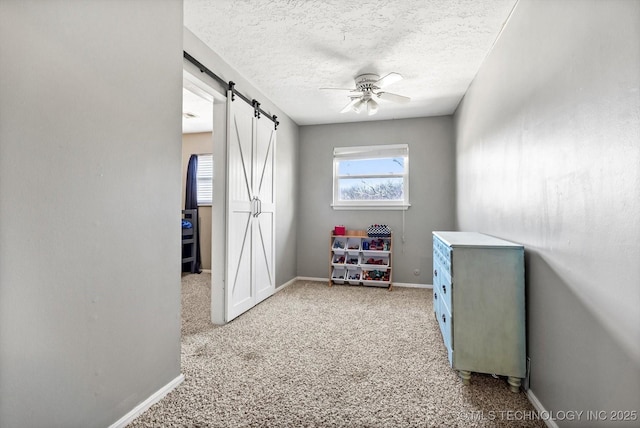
[{"xmin": 329, "ymin": 230, "xmax": 393, "ymax": 290}]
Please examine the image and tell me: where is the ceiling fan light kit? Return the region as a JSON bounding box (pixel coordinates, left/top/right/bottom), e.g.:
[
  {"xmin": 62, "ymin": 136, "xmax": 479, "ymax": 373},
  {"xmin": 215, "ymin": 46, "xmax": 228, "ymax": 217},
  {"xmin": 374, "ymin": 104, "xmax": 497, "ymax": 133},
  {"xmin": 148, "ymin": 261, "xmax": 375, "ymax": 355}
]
[
  {"xmin": 352, "ymin": 98, "xmax": 366, "ymax": 113},
  {"xmin": 367, "ymin": 98, "xmax": 379, "ymax": 116},
  {"xmin": 321, "ymin": 72, "xmax": 411, "ymax": 115}
]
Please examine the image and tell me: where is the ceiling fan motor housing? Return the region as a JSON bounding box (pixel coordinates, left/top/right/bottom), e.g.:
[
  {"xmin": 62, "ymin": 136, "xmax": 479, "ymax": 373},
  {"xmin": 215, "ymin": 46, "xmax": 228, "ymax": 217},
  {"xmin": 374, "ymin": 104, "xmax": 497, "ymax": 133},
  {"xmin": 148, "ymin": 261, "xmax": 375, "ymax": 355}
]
[{"xmin": 355, "ymin": 73, "xmax": 381, "ymax": 92}]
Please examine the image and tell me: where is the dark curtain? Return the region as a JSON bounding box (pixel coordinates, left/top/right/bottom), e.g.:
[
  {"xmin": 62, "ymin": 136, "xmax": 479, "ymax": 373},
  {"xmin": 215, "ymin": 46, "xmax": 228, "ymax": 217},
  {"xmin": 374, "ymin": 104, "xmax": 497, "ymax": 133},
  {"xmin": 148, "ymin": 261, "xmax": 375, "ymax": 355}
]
[{"xmin": 184, "ymin": 154, "xmax": 202, "ymax": 273}]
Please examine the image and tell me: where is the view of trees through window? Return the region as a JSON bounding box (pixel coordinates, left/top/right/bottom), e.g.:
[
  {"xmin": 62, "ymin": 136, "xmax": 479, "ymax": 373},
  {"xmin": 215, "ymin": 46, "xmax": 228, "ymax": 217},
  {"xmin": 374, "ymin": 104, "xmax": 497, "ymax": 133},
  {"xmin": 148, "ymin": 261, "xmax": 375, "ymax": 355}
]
[
  {"xmin": 337, "ymin": 157, "xmax": 405, "ymax": 201},
  {"xmin": 339, "ymin": 177, "xmax": 404, "ymax": 200}
]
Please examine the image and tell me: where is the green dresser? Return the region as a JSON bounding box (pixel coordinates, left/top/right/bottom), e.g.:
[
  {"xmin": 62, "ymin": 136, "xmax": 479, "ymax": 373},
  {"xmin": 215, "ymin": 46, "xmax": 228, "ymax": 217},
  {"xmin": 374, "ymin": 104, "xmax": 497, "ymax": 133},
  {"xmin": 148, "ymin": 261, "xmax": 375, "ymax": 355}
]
[{"xmin": 433, "ymin": 231, "xmax": 526, "ymax": 392}]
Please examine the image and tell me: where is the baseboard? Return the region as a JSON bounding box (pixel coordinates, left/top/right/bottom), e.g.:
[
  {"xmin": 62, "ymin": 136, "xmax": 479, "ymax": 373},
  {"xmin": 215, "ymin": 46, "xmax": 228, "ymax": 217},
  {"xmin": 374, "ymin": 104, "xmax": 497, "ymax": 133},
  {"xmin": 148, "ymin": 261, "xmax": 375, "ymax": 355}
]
[
  {"xmin": 276, "ymin": 276, "xmax": 303, "ymax": 290},
  {"xmin": 393, "ymin": 282, "xmax": 432, "ymax": 289},
  {"xmin": 526, "ymin": 389, "xmax": 558, "ymax": 428},
  {"xmin": 288, "ymin": 277, "xmax": 432, "ymax": 289},
  {"xmin": 109, "ymin": 373, "xmax": 185, "ymax": 428},
  {"xmin": 295, "ymin": 276, "xmax": 329, "ymax": 283}
]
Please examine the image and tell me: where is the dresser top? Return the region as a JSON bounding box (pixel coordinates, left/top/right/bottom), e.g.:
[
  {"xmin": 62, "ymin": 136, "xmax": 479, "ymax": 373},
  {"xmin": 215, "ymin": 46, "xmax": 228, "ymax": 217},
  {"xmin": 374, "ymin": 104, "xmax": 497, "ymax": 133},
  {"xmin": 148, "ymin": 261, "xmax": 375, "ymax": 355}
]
[{"xmin": 433, "ymin": 231, "xmax": 524, "ymax": 249}]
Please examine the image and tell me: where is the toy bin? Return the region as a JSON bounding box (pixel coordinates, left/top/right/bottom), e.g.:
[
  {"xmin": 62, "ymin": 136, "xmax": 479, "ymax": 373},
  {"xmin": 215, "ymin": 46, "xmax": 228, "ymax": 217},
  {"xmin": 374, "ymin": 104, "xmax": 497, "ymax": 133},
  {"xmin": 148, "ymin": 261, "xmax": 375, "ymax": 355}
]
[
  {"xmin": 347, "ymin": 267, "xmax": 362, "ymax": 285},
  {"xmin": 332, "ymin": 237, "xmax": 348, "ymax": 254},
  {"xmin": 362, "ymin": 237, "xmax": 391, "ymax": 253},
  {"xmin": 346, "ymin": 237, "xmax": 362, "ymax": 251},
  {"xmin": 332, "ymin": 253, "xmax": 346, "ymax": 266},
  {"xmin": 360, "ymin": 255, "xmax": 390, "ymax": 270},
  {"xmin": 331, "ymin": 267, "xmax": 347, "ymax": 284},
  {"xmin": 361, "ymin": 269, "xmax": 391, "ymax": 286},
  {"xmin": 345, "ymin": 253, "xmax": 361, "ymax": 266}
]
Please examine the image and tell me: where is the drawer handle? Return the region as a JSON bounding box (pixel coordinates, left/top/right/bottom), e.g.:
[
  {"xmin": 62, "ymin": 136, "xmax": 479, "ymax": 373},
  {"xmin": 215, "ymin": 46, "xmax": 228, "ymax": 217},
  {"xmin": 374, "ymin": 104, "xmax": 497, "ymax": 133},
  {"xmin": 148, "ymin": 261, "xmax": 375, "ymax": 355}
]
[
  {"xmin": 434, "ymin": 269, "xmax": 438, "ymax": 277},
  {"xmin": 442, "ymin": 284, "xmax": 446, "ymax": 294},
  {"xmin": 442, "ymin": 314, "xmax": 446, "ymax": 323},
  {"xmin": 434, "ymin": 292, "xmax": 438, "ymax": 300}
]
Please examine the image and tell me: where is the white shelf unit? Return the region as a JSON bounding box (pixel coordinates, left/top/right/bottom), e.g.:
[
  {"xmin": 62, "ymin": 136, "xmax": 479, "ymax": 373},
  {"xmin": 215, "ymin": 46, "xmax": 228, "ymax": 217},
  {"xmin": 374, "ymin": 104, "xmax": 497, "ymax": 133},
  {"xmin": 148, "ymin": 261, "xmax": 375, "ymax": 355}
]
[{"xmin": 329, "ymin": 231, "xmax": 393, "ymax": 289}]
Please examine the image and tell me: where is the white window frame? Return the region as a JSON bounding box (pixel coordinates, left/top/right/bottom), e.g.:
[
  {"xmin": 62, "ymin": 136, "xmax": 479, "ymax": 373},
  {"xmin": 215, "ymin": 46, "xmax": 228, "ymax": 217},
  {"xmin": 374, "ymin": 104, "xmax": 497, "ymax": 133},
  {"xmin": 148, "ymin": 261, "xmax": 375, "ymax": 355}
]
[
  {"xmin": 196, "ymin": 154, "xmax": 213, "ymax": 206},
  {"xmin": 332, "ymin": 144, "xmax": 410, "ymax": 210}
]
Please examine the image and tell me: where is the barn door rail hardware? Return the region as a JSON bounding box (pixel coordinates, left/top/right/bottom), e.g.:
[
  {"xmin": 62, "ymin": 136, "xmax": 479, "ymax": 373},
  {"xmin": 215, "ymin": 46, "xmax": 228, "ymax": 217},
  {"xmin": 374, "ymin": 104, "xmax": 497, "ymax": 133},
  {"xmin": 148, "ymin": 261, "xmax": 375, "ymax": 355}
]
[
  {"xmin": 184, "ymin": 51, "xmax": 279, "ymax": 130},
  {"xmin": 252, "ymin": 99, "xmax": 261, "ymax": 119}
]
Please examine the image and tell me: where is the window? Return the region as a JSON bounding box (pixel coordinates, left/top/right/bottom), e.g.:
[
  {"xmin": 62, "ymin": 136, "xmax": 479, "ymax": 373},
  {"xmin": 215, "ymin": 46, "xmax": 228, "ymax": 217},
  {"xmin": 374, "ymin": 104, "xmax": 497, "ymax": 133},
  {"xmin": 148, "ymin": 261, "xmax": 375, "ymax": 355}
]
[
  {"xmin": 332, "ymin": 144, "xmax": 410, "ymax": 210},
  {"xmin": 197, "ymin": 154, "xmax": 213, "ymax": 205}
]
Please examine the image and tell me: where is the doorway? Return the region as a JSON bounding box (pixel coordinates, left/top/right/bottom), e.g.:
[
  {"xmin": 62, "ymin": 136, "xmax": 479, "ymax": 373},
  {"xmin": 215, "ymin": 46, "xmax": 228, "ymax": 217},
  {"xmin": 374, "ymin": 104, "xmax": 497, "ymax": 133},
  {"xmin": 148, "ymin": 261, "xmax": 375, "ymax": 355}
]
[
  {"xmin": 181, "ymin": 61, "xmax": 277, "ymax": 325},
  {"xmin": 181, "ymin": 68, "xmax": 227, "ymax": 325}
]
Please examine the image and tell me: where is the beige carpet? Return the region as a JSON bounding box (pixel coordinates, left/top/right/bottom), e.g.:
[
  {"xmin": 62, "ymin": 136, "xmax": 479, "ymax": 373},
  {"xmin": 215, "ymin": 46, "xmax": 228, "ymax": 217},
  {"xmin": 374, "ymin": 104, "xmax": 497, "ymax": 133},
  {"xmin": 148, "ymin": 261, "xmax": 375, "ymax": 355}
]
[{"xmin": 130, "ymin": 274, "xmax": 544, "ymax": 427}]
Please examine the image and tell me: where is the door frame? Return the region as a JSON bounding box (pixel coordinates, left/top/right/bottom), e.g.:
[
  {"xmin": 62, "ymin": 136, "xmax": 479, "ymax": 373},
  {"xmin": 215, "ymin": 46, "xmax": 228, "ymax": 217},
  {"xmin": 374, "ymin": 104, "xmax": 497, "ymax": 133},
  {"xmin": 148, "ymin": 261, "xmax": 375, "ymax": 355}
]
[{"xmin": 183, "ymin": 67, "xmax": 228, "ymax": 325}]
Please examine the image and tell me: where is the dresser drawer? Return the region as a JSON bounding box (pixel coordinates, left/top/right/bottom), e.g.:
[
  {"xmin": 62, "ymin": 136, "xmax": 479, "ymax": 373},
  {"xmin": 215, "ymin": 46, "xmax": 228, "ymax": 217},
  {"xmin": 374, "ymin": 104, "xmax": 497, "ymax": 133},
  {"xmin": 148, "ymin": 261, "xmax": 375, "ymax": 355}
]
[
  {"xmin": 433, "ymin": 236, "xmax": 452, "ymax": 274},
  {"xmin": 433, "ymin": 269, "xmax": 440, "ymax": 314},
  {"xmin": 438, "ymin": 299, "xmax": 453, "ymax": 366},
  {"xmin": 434, "ymin": 267, "xmax": 452, "ymax": 313}
]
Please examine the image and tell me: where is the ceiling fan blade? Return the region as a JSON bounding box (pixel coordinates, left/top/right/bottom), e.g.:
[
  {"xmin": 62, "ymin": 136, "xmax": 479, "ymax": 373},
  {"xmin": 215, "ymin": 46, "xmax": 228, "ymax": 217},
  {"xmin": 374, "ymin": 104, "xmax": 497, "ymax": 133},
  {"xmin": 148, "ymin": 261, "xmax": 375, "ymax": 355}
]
[
  {"xmin": 320, "ymin": 87, "xmax": 357, "ymax": 91},
  {"xmin": 340, "ymin": 98, "xmax": 360, "ymax": 113},
  {"xmin": 374, "ymin": 72, "xmax": 403, "ymax": 88},
  {"xmin": 377, "ymin": 91, "xmax": 411, "ymax": 104}
]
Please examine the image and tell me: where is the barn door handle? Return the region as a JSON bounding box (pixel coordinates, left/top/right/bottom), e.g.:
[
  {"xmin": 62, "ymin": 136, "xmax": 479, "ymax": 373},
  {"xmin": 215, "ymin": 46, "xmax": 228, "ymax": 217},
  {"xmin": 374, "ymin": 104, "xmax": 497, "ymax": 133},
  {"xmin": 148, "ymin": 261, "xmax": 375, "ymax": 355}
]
[
  {"xmin": 251, "ymin": 196, "xmax": 258, "ymax": 217},
  {"xmin": 252, "ymin": 197, "xmax": 262, "ymax": 217}
]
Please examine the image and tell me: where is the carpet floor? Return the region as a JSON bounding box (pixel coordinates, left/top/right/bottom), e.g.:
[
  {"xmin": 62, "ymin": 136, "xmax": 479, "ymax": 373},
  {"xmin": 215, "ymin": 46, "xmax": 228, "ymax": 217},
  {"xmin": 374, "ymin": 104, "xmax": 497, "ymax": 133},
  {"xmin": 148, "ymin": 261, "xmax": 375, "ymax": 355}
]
[{"xmin": 129, "ymin": 274, "xmax": 544, "ymax": 427}]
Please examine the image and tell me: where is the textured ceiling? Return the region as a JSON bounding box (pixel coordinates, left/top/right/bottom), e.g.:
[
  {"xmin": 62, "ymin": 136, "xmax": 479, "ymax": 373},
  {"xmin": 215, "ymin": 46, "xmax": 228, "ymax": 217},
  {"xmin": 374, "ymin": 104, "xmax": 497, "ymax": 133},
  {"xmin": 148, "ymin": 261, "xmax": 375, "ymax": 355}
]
[{"xmin": 184, "ymin": 0, "xmax": 517, "ymax": 126}]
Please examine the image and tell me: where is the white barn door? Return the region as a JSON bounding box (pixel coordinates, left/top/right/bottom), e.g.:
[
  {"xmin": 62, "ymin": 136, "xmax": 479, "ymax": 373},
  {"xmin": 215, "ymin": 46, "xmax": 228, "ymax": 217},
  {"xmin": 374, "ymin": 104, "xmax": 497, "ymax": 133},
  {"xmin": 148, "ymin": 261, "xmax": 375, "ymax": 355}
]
[
  {"xmin": 253, "ymin": 112, "xmax": 276, "ymax": 304},
  {"xmin": 226, "ymin": 95, "xmax": 276, "ymax": 321}
]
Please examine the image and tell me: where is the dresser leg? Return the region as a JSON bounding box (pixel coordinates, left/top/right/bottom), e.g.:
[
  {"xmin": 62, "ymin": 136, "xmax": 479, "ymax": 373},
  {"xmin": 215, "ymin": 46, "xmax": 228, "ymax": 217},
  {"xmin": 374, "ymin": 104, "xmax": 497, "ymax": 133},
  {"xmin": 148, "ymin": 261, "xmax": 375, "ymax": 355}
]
[
  {"xmin": 459, "ymin": 370, "xmax": 471, "ymax": 385},
  {"xmin": 507, "ymin": 376, "xmax": 521, "ymax": 393}
]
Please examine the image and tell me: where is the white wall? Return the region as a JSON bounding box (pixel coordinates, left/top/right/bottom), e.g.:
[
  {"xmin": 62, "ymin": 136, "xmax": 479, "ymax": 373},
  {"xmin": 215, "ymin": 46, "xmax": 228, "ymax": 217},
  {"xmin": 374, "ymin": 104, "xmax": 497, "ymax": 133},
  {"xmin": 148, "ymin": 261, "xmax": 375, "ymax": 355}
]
[
  {"xmin": 298, "ymin": 117, "xmax": 456, "ymax": 284},
  {"xmin": 454, "ymin": 0, "xmax": 640, "ymax": 423},
  {"xmin": 0, "ymin": 1, "xmax": 183, "ymax": 427}
]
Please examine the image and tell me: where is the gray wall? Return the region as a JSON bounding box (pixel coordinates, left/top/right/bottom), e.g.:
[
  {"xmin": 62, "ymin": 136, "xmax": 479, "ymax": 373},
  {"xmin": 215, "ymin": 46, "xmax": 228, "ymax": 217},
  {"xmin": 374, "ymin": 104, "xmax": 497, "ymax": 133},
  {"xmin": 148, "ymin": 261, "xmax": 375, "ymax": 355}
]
[
  {"xmin": 183, "ymin": 29, "xmax": 300, "ymax": 291},
  {"xmin": 0, "ymin": 1, "xmax": 183, "ymax": 427},
  {"xmin": 298, "ymin": 117, "xmax": 456, "ymax": 284},
  {"xmin": 454, "ymin": 0, "xmax": 640, "ymax": 424}
]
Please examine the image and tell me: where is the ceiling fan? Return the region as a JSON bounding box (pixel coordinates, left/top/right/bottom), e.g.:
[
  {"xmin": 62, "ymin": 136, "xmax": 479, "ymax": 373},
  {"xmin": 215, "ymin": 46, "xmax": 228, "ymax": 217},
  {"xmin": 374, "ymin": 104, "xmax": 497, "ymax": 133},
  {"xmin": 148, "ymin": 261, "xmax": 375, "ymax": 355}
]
[{"xmin": 321, "ymin": 72, "xmax": 411, "ymax": 116}]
